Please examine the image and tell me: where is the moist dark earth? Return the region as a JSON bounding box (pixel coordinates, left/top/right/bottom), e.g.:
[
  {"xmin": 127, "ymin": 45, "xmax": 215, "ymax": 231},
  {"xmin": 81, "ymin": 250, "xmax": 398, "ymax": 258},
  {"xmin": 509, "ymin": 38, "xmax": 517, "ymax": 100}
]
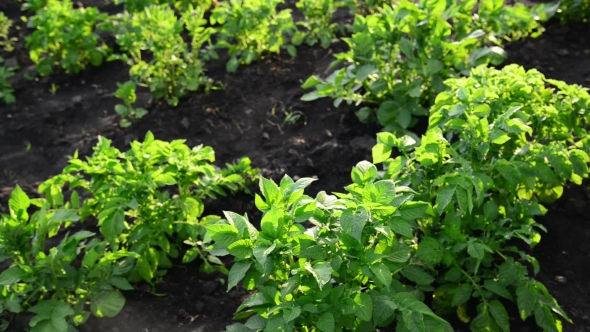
[{"xmin": 0, "ymin": 1, "xmax": 589, "ymax": 331}]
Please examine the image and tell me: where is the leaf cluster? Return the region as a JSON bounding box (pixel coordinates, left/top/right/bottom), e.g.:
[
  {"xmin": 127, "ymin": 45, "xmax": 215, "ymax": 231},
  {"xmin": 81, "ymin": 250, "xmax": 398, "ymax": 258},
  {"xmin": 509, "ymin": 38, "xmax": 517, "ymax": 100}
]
[
  {"xmin": 39, "ymin": 132, "xmax": 258, "ymax": 284},
  {"xmin": 558, "ymin": 0, "xmax": 590, "ymax": 22},
  {"xmin": 0, "ymin": 57, "xmax": 15, "ymax": 104},
  {"xmin": 0, "ymin": 132, "xmax": 259, "ymax": 331},
  {"xmin": 301, "ymin": 0, "xmax": 557, "ymax": 135},
  {"xmin": 0, "ymin": 13, "xmax": 17, "ymax": 52},
  {"xmin": 292, "ymin": 0, "xmax": 344, "ymax": 49},
  {"xmin": 372, "ymin": 65, "xmax": 584, "ymax": 331},
  {"xmin": 211, "ymin": 0, "xmax": 297, "ymax": 72},
  {"xmin": 100, "ymin": 4, "xmax": 215, "ymax": 107},
  {"xmin": 210, "ymin": 170, "xmax": 454, "ymax": 332},
  {"xmin": 0, "ymin": 186, "xmax": 135, "ymax": 332},
  {"xmin": 25, "ymin": 0, "xmax": 109, "ymax": 76}
]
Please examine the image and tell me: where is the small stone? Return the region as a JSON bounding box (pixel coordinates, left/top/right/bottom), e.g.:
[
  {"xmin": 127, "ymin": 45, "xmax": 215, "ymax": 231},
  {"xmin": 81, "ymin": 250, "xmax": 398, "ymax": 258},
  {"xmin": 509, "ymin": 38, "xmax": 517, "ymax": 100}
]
[
  {"xmin": 71, "ymin": 95, "xmax": 83, "ymax": 105},
  {"xmin": 585, "ymin": 77, "xmax": 590, "ymax": 83},
  {"xmin": 180, "ymin": 117, "xmax": 190, "ymax": 129},
  {"xmin": 200, "ymin": 281, "xmax": 217, "ymax": 295},
  {"xmin": 288, "ymin": 148, "xmax": 299, "ymax": 156},
  {"xmin": 245, "ymin": 109, "xmax": 253, "ymax": 115},
  {"xmin": 262, "ymin": 132, "xmax": 270, "ymax": 140},
  {"xmin": 555, "ymin": 275, "xmax": 567, "ymax": 284},
  {"xmin": 555, "ymin": 49, "xmax": 569, "ymax": 56}
]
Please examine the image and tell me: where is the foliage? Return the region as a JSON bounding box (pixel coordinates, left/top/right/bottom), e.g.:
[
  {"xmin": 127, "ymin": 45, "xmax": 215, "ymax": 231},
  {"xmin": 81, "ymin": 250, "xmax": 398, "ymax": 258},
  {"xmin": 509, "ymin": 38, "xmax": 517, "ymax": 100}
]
[
  {"xmin": 210, "ymin": 0, "xmax": 297, "ymax": 72},
  {"xmin": 371, "ymin": 65, "xmax": 582, "ymax": 331},
  {"xmin": 0, "ymin": 57, "xmax": 15, "ymax": 104},
  {"xmin": 25, "ymin": 0, "xmax": 109, "ymax": 76},
  {"xmin": 0, "ymin": 12, "xmax": 17, "ymax": 52},
  {"xmin": 39, "ymin": 132, "xmax": 258, "ymax": 284},
  {"xmin": 292, "ymin": 0, "xmax": 343, "ymax": 48},
  {"xmin": 101, "ymin": 4, "xmax": 214, "ymax": 106},
  {"xmin": 301, "ymin": 0, "xmax": 557, "ymax": 135},
  {"xmin": 558, "ymin": 0, "xmax": 590, "ymax": 22},
  {"xmin": 0, "ymin": 186, "xmax": 136, "ymax": 332},
  {"xmin": 114, "ymin": 81, "xmax": 148, "ymax": 127},
  {"xmin": 113, "ymin": 0, "xmax": 216, "ymax": 12},
  {"xmin": 212, "ymin": 65, "xmax": 584, "ymax": 332},
  {"xmin": 209, "ymin": 173, "xmax": 454, "ymax": 331}
]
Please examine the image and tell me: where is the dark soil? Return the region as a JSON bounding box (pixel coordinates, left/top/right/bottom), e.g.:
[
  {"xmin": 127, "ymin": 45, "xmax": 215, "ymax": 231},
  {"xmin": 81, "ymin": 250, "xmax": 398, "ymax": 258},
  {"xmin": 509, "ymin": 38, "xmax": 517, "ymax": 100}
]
[{"xmin": 0, "ymin": 1, "xmax": 589, "ymax": 331}]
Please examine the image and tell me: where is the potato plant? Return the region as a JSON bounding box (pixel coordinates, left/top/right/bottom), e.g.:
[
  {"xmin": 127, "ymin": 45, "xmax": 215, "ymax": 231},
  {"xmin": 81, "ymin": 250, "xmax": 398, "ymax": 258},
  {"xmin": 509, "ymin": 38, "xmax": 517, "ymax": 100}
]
[
  {"xmin": 113, "ymin": 81, "xmax": 148, "ymax": 127},
  {"xmin": 25, "ymin": 0, "xmax": 109, "ymax": 76},
  {"xmin": 39, "ymin": 132, "xmax": 258, "ymax": 284},
  {"xmin": 0, "ymin": 57, "xmax": 15, "ymax": 104},
  {"xmin": 0, "ymin": 12, "xmax": 17, "ymax": 52},
  {"xmin": 210, "ymin": 0, "xmax": 297, "ymax": 72},
  {"xmin": 559, "ymin": 0, "xmax": 590, "ymax": 22},
  {"xmin": 292, "ymin": 0, "xmax": 343, "ymax": 49},
  {"xmin": 101, "ymin": 4, "xmax": 214, "ymax": 107},
  {"xmin": 0, "ymin": 186, "xmax": 137, "ymax": 332},
  {"xmin": 301, "ymin": 0, "xmax": 556, "ymax": 135},
  {"xmin": 210, "ymin": 172, "xmax": 454, "ymax": 331}
]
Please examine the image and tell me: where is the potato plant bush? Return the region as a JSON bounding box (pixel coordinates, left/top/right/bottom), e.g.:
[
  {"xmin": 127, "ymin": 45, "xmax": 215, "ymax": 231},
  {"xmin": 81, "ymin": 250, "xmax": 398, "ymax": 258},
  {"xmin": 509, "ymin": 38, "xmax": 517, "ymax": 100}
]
[
  {"xmin": 301, "ymin": 0, "xmax": 557, "ymax": 135},
  {"xmin": 211, "ymin": 65, "xmax": 588, "ymax": 331},
  {"xmin": 558, "ymin": 0, "xmax": 590, "ymax": 22},
  {"xmin": 25, "ymin": 0, "xmax": 109, "ymax": 76},
  {"xmin": 0, "ymin": 133, "xmax": 258, "ymax": 331}
]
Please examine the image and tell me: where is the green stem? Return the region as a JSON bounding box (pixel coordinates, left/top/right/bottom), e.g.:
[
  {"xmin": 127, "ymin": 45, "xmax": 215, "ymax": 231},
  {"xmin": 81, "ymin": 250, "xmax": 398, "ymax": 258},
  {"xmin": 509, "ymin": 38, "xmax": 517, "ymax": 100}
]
[{"xmin": 456, "ymin": 264, "xmax": 488, "ymax": 308}]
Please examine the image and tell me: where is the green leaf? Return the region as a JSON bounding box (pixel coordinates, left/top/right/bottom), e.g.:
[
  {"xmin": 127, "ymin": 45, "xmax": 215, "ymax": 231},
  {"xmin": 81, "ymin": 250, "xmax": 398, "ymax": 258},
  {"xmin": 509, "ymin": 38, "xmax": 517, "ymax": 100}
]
[
  {"xmin": 467, "ymin": 240, "xmax": 485, "ymax": 261},
  {"xmin": 228, "ymin": 239, "xmax": 253, "ymax": 259},
  {"xmin": 301, "ymin": 76, "xmax": 322, "ymax": 89},
  {"xmin": 470, "ymin": 307, "xmax": 492, "ymax": 332},
  {"xmin": 305, "ymin": 262, "xmax": 332, "ymax": 290},
  {"xmin": 401, "ymin": 309, "xmax": 426, "ymax": 332},
  {"xmin": 373, "ymin": 295, "xmax": 397, "ymax": 325},
  {"xmin": 253, "ymin": 243, "xmax": 276, "ymax": 266},
  {"xmin": 389, "ymin": 218, "xmax": 413, "ymax": 238},
  {"xmin": 399, "ymin": 37, "xmax": 414, "ymax": 57},
  {"xmin": 416, "ymin": 237, "xmax": 444, "ymax": 264},
  {"xmin": 206, "ymin": 224, "xmax": 240, "ymax": 248},
  {"xmin": 339, "ymin": 208, "xmax": 368, "ymax": 243},
  {"xmin": 516, "ymin": 282, "xmax": 536, "ymax": 320},
  {"xmin": 489, "ymin": 300, "xmax": 509, "ymax": 332},
  {"xmin": 0, "ymin": 267, "xmax": 24, "ymax": 285},
  {"xmin": 90, "ymin": 291, "xmax": 125, "ymax": 318},
  {"xmin": 400, "ymin": 201, "xmax": 434, "ymax": 220},
  {"xmin": 483, "ymin": 280, "xmax": 512, "ymax": 301},
  {"xmin": 370, "ymin": 263, "xmax": 392, "ymax": 290},
  {"xmin": 353, "ymin": 292, "xmax": 373, "ymax": 321},
  {"xmin": 100, "ymin": 209, "xmax": 125, "ymax": 246},
  {"xmin": 317, "ymin": 312, "xmax": 335, "ymax": 332},
  {"xmin": 261, "ymin": 206, "xmax": 282, "ymax": 238},
  {"xmin": 9, "ymin": 185, "xmax": 30, "ymax": 219},
  {"xmin": 534, "ymin": 306, "xmax": 560, "ymax": 332},
  {"xmin": 436, "ymin": 186, "xmax": 454, "ymax": 213},
  {"xmin": 389, "ymin": 244, "xmax": 411, "ymax": 262},
  {"xmin": 373, "ymin": 143, "xmax": 392, "ymax": 164},
  {"xmin": 401, "ymin": 266, "xmax": 434, "ymax": 285},
  {"xmin": 452, "ymin": 284, "xmax": 473, "ymax": 307},
  {"xmin": 109, "ymin": 276, "xmax": 134, "ymax": 291},
  {"xmin": 228, "ymin": 262, "xmax": 251, "ymax": 291},
  {"xmin": 260, "ymin": 177, "xmax": 280, "ymax": 204}
]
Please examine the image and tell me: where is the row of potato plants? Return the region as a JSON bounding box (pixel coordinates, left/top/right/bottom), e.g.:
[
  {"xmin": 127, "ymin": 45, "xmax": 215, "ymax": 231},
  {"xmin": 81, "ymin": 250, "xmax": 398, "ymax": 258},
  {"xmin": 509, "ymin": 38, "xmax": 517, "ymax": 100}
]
[
  {"xmin": 1, "ymin": 0, "xmax": 587, "ymax": 109},
  {"xmin": 208, "ymin": 64, "xmax": 589, "ymax": 332},
  {"xmin": 0, "ymin": 133, "xmax": 258, "ymax": 331}
]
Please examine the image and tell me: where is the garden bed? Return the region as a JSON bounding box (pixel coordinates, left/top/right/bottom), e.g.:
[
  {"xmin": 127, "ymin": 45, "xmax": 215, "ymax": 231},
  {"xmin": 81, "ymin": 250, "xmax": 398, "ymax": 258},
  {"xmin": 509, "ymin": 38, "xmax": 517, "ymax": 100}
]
[{"xmin": 0, "ymin": 1, "xmax": 589, "ymax": 331}]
